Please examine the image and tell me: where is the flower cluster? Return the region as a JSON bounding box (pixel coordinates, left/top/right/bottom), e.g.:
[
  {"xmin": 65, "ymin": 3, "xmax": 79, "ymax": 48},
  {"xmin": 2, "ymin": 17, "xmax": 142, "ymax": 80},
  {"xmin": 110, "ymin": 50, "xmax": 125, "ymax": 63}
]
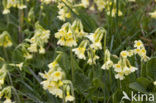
[
  {"xmin": 27, "ymin": 22, "xmax": 51, "ymax": 54},
  {"xmin": 57, "ymin": 0, "xmax": 74, "ymax": 21},
  {"xmin": 2, "ymin": 0, "xmax": 27, "ymax": 14},
  {"xmin": 55, "ymin": 19, "xmax": 106, "ymax": 65},
  {"xmin": 101, "ymin": 40, "xmax": 150, "ymax": 80},
  {"xmin": 72, "ymin": 27, "xmax": 106, "ymax": 65},
  {"xmin": 86, "ymin": 0, "xmax": 123, "ymax": 17},
  {"xmin": 114, "ymin": 51, "xmax": 138, "ymax": 80},
  {"xmin": 133, "ymin": 40, "xmax": 150, "ymax": 62},
  {"xmin": 0, "ymin": 31, "xmax": 12, "ymax": 48},
  {"xmin": 55, "ymin": 22, "xmax": 77, "ymax": 47},
  {"xmin": 0, "ymin": 60, "xmax": 15, "ymax": 103},
  {"xmin": 0, "ymin": 86, "xmax": 15, "ymax": 103},
  {"xmin": 39, "ymin": 0, "xmax": 124, "ymax": 21},
  {"xmin": 40, "ymin": 53, "xmax": 75, "ymax": 102}
]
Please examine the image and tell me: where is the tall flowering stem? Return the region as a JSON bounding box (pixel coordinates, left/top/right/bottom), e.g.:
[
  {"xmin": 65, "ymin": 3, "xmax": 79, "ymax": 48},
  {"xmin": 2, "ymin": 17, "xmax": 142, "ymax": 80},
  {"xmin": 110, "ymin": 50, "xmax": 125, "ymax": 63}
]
[
  {"xmin": 103, "ymin": 31, "xmax": 107, "ymax": 62},
  {"xmin": 70, "ymin": 48, "xmax": 74, "ymax": 82},
  {"xmin": 18, "ymin": 9, "xmax": 24, "ymax": 43},
  {"xmin": 140, "ymin": 60, "xmax": 144, "ymax": 77}
]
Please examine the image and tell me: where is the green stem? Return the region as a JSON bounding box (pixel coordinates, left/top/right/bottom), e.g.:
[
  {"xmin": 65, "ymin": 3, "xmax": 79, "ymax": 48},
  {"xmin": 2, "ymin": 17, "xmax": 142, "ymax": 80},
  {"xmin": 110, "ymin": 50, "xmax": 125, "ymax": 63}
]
[
  {"xmin": 18, "ymin": 9, "xmax": 24, "ymax": 43},
  {"xmin": 103, "ymin": 32, "xmax": 107, "ymax": 62},
  {"xmin": 116, "ymin": 0, "xmax": 119, "ymax": 37},
  {"xmin": 70, "ymin": 83, "xmax": 75, "ymax": 103},
  {"xmin": 62, "ymin": 88, "xmax": 65, "ymax": 103},
  {"xmin": 70, "ymin": 49, "xmax": 74, "ymax": 82},
  {"xmin": 8, "ymin": 72, "xmax": 21, "ymax": 103},
  {"xmin": 140, "ymin": 60, "xmax": 143, "ymax": 77},
  {"xmin": 3, "ymin": 47, "xmax": 8, "ymax": 61},
  {"xmin": 109, "ymin": 69, "xmax": 112, "ymax": 89},
  {"xmin": 7, "ymin": 14, "xmax": 9, "ymax": 27}
]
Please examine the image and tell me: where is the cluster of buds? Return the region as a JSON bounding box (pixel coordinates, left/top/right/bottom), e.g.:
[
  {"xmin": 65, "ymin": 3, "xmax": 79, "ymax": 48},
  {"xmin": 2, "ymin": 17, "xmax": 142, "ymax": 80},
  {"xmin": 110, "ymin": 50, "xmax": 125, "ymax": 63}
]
[
  {"xmin": 40, "ymin": 53, "xmax": 75, "ymax": 102},
  {"xmin": 0, "ymin": 31, "xmax": 12, "ymax": 48},
  {"xmin": 0, "ymin": 86, "xmax": 14, "ymax": 103},
  {"xmin": 2, "ymin": 0, "xmax": 27, "ymax": 14},
  {"xmin": 55, "ymin": 19, "xmax": 87, "ymax": 47},
  {"xmin": 27, "ymin": 22, "xmax": 51, "ymax": 54},
  {"xmin": 101, "ymin": 40, "xmax": 150, "ymax": 80}
]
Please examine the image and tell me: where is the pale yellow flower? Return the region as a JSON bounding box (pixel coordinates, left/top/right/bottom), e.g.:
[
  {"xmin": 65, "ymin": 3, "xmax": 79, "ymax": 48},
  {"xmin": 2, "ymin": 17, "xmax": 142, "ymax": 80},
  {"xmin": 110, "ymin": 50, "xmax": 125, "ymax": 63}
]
[
  {"xmin": 129, "ymin": 66, "xmax": 138, "ymax": 72},
  {"xmin": 107, "ymin": 8, "xmax": 123, "ymax": 17},
  {"xmin": 0, "ymin": 31, "xmax": 12, "ymax": 47},
  {"xmin": 72, "ymin": 19, "xmax": 88, "ymax": 38},
  {"xmin": 3, "ymin": 9, "xmax": 10, "ymax": 14},
  {"xmin": 134, "ymin": 40, "xmax": 144, "ymax": 49},
  {"xmin": 52, "ymin": 71, "xmax": 63, "ymax": 81},
  {"xmin": 149, "ymin": 11, "xmax": 156, "ymax": 18},
  {"xmin": 39, "ymin": 46, "xmax": 45, "ymax": 54},
  {"xmin": 102, "ymin": 60, "xmax": 113, "ymax": 70},
  {"xmin": 48, "ymin": 61, "xmax": 59, "ymax": 69},
  {"xmin": 128, "ymin": 0, "xmax": 136, "ymax": 2},
  {"xmin": 102, "ymin": 49, "xmax": 113, "ymax": 70},
  {"xmin": 49, "ymin": 88, "xmax": 63, "ymax": 98},
  {"xmin": 120, "ymin": 51, "xmax": 128, "ymax": 58},
  {"xmin": 115, "ymin": 73, "xmax": 125, "ymax": 80},
  {"xmin": 72, "ymin": 40, "xmax": 88, "ymax": 60},
  {"xmin": 128, "ymin": 50, "xmax": 134, "ymax": 57},
  {"xmin": 87, "ymin": 50, "xmax": 99, "ymax": 65},
  {"xmin": 114, "ymin": 64, "xmax": 122, "ymax": 72},
  {"xmin": 87, "ymin": 28, "xmax": 106, "ymax": 50},
  {"xmin": 65, "ymin": 94, "xmax": 75, "ymax": 102},
  {"xmin": 94, "ymin": 0, "xmax": 106, "ymax": 11},
  {"xmin": 72, "ymin": 48, "xmax": 86, "ymax": 60},
  {"xmin": 55, "ymin": 23, "xmax": 77, "ymax": 47},
  {"xmin": 28, "ymin": 43, "xmax": 38, "ymax": 53},
  {"xmin": 81, "ymin": 0, "xmax": 89, "ymax": 8},
  {"xmin": 4, "ymin": 98, "xmax": 15, "ymax": 103},
  {"xmin": 123, "ymin": 66, "xmax": 131, "ymax": 76}
]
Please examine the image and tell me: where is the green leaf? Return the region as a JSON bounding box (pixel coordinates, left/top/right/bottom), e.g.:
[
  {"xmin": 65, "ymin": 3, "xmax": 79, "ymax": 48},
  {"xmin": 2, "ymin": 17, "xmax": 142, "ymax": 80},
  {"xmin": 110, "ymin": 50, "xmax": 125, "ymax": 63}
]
[
  {"xmin": 129, "ymin": 82, "xmax": 147, "ymax": 93},
  {"xmin": 146, "ymin": 57, "xmax": 156, "ymax": 80},
  {"xmin": 73, "ymin": 70, "xmax": 91, "ymax": 94}
]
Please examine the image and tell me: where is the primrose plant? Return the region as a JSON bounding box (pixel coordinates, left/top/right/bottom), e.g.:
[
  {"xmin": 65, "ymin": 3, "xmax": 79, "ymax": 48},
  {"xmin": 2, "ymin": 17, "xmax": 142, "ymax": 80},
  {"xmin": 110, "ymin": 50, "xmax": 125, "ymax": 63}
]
[{"xmin": 39, "ymin": 18, "xmax": 151, "ymax": 102}]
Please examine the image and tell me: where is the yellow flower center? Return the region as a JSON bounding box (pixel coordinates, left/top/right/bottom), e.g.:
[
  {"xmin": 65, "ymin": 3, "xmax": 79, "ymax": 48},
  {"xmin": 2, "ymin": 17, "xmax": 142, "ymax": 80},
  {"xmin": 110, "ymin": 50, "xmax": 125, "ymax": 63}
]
[
  {"xmin": 116, "ymin": 64, "xmax": 121, "ymax": 68},
  {"xmin": 136, "ymin": 42, "xmax": 141, "ymax": 46},
  {"xmin": 55, "ymin": 72, "xmax": 61, "ymax": 77}
]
